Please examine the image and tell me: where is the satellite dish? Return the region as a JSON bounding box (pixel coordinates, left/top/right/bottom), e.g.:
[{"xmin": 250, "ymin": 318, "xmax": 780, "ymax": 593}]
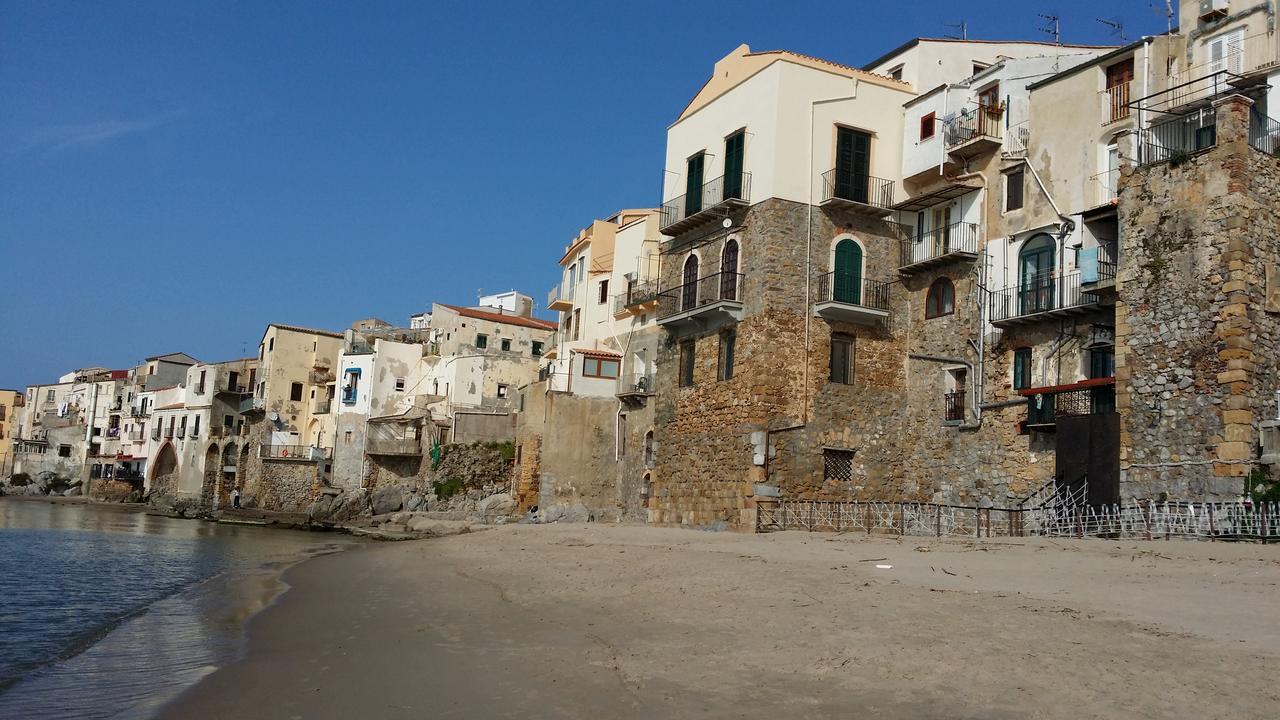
[
  {"xmin": 268, "ymin": 411, "xmax": 279, "ymax": 422},
  {"xmin": 722, "ymin": 217, "xmax": 733, "ymax": 229}
]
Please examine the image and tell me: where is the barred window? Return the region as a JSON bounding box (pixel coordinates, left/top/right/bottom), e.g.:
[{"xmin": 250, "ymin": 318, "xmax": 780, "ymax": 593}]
[{"xmin": 823, "ymin": 448, "xmax": 854, "ymax": 483}]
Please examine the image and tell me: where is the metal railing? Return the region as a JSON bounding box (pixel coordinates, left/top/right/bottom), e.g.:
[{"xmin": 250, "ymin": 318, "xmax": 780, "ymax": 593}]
[
  {"xmin": 312, "ymin": 398, "xmax": 331, "ymax": 414},
  {"xmin": 1104, "ymin": 82, "xmax": 1131, "ymax": 124},
  {"xmin": 619, "ymin": 371, "xmax": 656, "ymax": 395},
  {"xmin": 1090, "ymin": 169, "xmax": 1118, "ymax": 205},
  {"xmin": 1250, "ymin": 111, "xmax": 1280, "ymax": 155},
  {"xmin": 945, "ymin": 105, "xmax": 1003, "ymax": 148},
  {"xmin": 899, "ymin": 221, "xmax": 980, "ymax": 267},
  {"xmin": 127, "ymin": 431, "xmax": 144, "ymax": 442},
  {"xmin": 365, "ymin": 437, "xmax": 422, "ymax": 456},
  {"xmin": 820, "ymin": 169, "xmax": 894, "ymax": 209},
  {"xmin": 815, "ymin": 273, "xmax": 891, "ymax": 311},
  {"xmin": 944, "ymin": 391, "xmax": 965, "ymax": 423},
  {"xmin": 1026, "ymin": 382, "xmax": 1117, "ymax": 427},
  {"xmin": 1138, "ymin": 107, "xmax": 1217, "ymax": 165},
  {"xmin": 176, "ymin": 427, "xmax": 186, "ymax": 439},
  {"xmin": 260, "ymin": 444, "xmax": 330, "ymax": 461},
  {"xmin": 151, "ymin": 428, "xmax": 161, "ymax": 441},
  {"xmin": 547, "ymin": 281, "xmax": 575, "ymax": 308},
  {"xmin": 163, "ymin": 427, "xmax": 174, "ymax": 439},
  {"xmin": 1168, "ymin": 33, "xmax": 1279, "ymax": 108},
  {"xmin": 1004, "ymin": 122, "xmax": 1030, "ymax": 155},
  {"xmin": 660, "ymin": 172, "xmax": 751, "ymax": 230},
  {"xmin": 656, "ymin": 271, "xmax": 744, "ymax": 320},
  {"xmin": 612, "ymin": 281, "xmax": 659, "ymax": 315},
  {"xmin": 989, "ymin": 271, "xmax": 1096, "ymax": 322}
]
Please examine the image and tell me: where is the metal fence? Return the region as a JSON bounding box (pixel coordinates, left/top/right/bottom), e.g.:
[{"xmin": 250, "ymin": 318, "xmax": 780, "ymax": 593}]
[
  {"xmin": 660, "ymin": 172, "xmax": 751, "ymax": 230},
  {"xmin": 1138, "ymin": 107, "xmax": 1217, "ymax": 165},
  {"xmin": 900, "ymin": 221, "xmax": 980, "ymax": 267},
  {"xmin": 820, "ymin": 169, "xmax": 895, "ymax": 209},
  {"xmin": 1250, "ymin": 111, "xmax": 1280, "ymax": 155},
  {"xmin": 260, "ymin": 444, "xmax": 330, "ymax": 461},
  {"xmin": 945, "ymin": 106, "xmax": 1003, "ymax": 148},
  {"xmin": 989, "ymin": 271, "xmax": 1095, "ymax": 322},
  {"xmin": 815, "ymin": 273, "xmax": 891, "ymax": 310},
  {"xmin": 656, "ymin": 271, "xmax": 744, "ymax": 320}
]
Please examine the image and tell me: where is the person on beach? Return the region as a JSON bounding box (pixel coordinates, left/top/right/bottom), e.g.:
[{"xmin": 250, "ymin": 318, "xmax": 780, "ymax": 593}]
[{"xmin": 231, "ymin": 487, "xmax": 241, "ymax": 509}]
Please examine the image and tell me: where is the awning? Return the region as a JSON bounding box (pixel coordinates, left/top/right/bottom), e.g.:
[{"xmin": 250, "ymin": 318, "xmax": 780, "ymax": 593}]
[
  {"xmin": 369, "ymin": 405, "xmax": 432, "ymax": 424},
  {"xmin": 577, "ymin": 348, "xmax": 622, "ymax": 360},
  {"xmin": 891, "ymin": 181, "xmax": 980, "ymax": 213}
]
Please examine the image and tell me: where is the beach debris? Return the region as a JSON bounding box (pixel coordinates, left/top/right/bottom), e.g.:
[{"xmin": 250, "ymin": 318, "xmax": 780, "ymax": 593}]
[
  {"xmin": 875, "ymin": 564, "xmax": 893, "ymax": 570},
  {"xmin": 914, "ymin": 546, "xmax": 931, "ymax": 552},
  {"xmin": 858, "ymin": 557, "xmax": 888, "ymax": 563},
  {"xmin": 941, "ymin": 568, "xmax": 957, "ymax": 576}
]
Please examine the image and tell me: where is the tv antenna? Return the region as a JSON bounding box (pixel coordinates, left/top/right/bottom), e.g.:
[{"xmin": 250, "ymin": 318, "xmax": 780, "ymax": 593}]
[
  {"xmin": 1039, "ymin": 13, "xmax": 1061, "ymax": 45},
  {"xmin": 1150, "ymin": 1, "xmax": 1174, "ymax": 34},
  {"xmin": 943, "ymin": 21, "xmax": 968, "ymax": 41},
  {"xmin": 1096, "ymin": 18, "xmax": 1126, "ymax": 43}
]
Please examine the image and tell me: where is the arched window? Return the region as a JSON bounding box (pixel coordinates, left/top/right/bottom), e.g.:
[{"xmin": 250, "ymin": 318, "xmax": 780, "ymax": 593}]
[
  {"xmin": 720, "ymin": 239, "xmax": 739, "ymax": 300},
  {"xmin": 925, "ymin": 278, "xmax": 955, "ymax": 318},
  {"xmin": 681, "ymin": 254, "xmax": 699, "ymax": 311},
  {"xmin": 1013, "ymin": 347, "xmax": 1032, "ymax": 390},
  {"xmin": 643, "ymin": 430, "xmax": 655, "ymax": 468}
]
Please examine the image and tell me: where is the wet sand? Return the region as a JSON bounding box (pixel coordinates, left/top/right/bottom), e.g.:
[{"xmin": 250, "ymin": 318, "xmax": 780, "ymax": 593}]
[{"xmin": 158, "ymin": 525, "xmax": 1280, "ymax": 719}]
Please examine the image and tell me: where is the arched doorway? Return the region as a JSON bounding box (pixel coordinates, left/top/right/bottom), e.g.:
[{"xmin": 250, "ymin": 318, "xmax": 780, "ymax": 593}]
[
  {"xmin": 681, "ymin": 254, "xmax": 699, "ymax": 311},
  {"xmin": 200, "ymin": 444, "xmax": 219, "ymax": 510},
  {"xmin": 720, "ymin": 240, "xmax": 739, "ymax": 300},
  {"xmin": 149, "ymin": 443, "xmax": 180, "ymax": 498},
  {"xmin": 217, "ymin": 443, "xmax": 239, "ymax": 508},
  {"xmin": 1019, "ymin": 234, "xmax": 1056, "ymax": 314},
  {"xmin": 833, "ymin": 238, "xmax": 863, "ymax": 304}
]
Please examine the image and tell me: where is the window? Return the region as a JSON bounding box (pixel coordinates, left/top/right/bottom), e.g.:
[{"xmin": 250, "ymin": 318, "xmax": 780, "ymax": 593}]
[
  {"xmin": 643, "ymin": 430, "xmax": 655, "ymax": 468},
  {"xmin": 583, "ymin": 356, "xmax": 620, "ymax": 379},
  {"xmin": 58, "ymin": 444, "xmax": 71, "ymax": 457},
  {"xmin": 888, "ymin": 64, "xmax": 904, "ymax": 81},
  {"xmin": 598, "ymin": 280, "xmax": 609, "ymax": 305},
  {"xmin": 532, "ymin": 341, "xmax": 544, "ymax": 357},
  {"xmin": 344, "ymin": 431, "xmax": 353, "ymax": 445},
  {"xmin": 290, "ymin": 383, "xmax": 303, "ymax": 402},
  {"xmin": 572, "ymin": 310, "xmax": 581, "ymax": 341},
  {"xmin": 1013, "ymin": 348, "xmax": 1032, "ymax": 390},
  {"xmin": 197, "ymin": 370, "xmax": 206, "ymax": 393},
  {"xmin": 823, "ymin": 448, "xmax": 854, "ymax": 483},
  {"xmin": 0, "ymin": 405, "xmax": 5, "ymax": 422},
  {"xmin": 192, "ymin": 415, "xmax": 200, "ymax": 436},
  {"xmin": 1089, "ymin": 346, "xmax": 1115, "ymax": 379},
  {"xmin": 268, "ymin": 337, "xmax": 274, "ymax": 352},
  {"xmin": 723, "ymin": 129, "xmax": 746, "ymax": 199},
  {"xmin": 1005, "ymin": 168, "xmax": 1025, "ymax": 211},
  {"xmin": 224, "ymin": 414, "xmax": 234, "ymax": 428},
  {"xmin": 679, "ymin": 341, "xmax": 695, "ymax": 387},
  {"xmin": 685, "ymin": 151, "xmax": 706, "ymax": 215},
  {"xmin": 925, "ymin": 278, "xmax": 955, "ymax": 318},
  {"xmin": 718, "ymin": 330, "xmax": 736, "ymax": 381},
  {"xmin": 394, "ymin": 378, "xmax": 406, "ymax": 392},
  {"xmin": 500, "ymin": 338, "xmax": 511, "ymax": 352},
  {"xmin": 46, "ymin": 389, "xmax": 55, "ymax": 402},
  {"xmin": 342, "ymin": 369, "xmax": 361, "ymax": 404},
  {"xmin": 475, "ymin": 334, "xmax": 488, "ymax": 349},
  {"xmin": 497, "ymin": 384, "xmax": 509, "ymax": 398},
  {"xmin": 972, "ymin": 62, "xmax": 990, "ymax": 76},
  {"xmin": 830, "ymin": 333, "xmax": 854, "ymax": 384},
  {"xmin": 920, "ymin": 112, "xmax": 936, "ymax": 140}
]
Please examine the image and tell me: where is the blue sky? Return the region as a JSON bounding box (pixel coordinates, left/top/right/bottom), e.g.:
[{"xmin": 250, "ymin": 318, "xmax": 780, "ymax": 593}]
[{"xmin": 0, "ymin": 0, "xmax": 1166, "ymax": 388}]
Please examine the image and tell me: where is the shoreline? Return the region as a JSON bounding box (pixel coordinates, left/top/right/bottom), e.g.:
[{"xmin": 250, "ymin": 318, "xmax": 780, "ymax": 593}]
[{"xmin": 154, "ymin": 523, "xmax": 1280, "ymax": 719}]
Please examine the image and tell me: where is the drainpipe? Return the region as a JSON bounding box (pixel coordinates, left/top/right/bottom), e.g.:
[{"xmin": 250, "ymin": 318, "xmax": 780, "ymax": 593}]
[
  {"xmin": 805, "ymin": 83, "xmax": 861, "ymax": 428},
  {"xmin": 938, "ymin": 84, "xmax": 951, "ymax": 176},
  {"xmin": 1140, "ymin": 36, "xmax": 1152, "ymax": 133}
]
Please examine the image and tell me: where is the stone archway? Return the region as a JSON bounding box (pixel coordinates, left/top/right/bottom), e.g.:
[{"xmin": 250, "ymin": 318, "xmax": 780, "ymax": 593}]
[
  {"xmin": 200, "ymin": 444, "xmax": 219, "ymax": 510},
  {"xmin": 149, "ymin": 442, "xmax": 180, "ymax": 499},
  {"xmin": 218, "ymin": 442, "xmax": 238, "ymax": 507}
]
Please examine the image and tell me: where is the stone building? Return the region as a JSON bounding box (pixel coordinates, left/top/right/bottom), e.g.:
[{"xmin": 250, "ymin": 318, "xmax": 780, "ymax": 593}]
[
  {"xmin": 0, "ymin": 389, "xmax": 24, "ymax": 477},
  {"xmin": 10, "ymin": 368, "xmax": 130, "ymax": 488},
  {"xmin": 515, "ymin": 209, "xmax": 663, "ymax": 521}
]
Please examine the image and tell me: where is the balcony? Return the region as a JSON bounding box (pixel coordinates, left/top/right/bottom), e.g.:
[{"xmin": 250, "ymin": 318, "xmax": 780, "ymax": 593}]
[
  {"xmin": 240, "ymin": 396, "xmax": 265, "ymax": 414},
  {"xmin": 945, "ymin": 106, "xmax": 1003, "ymax": 158},
  {"xmin": 127, "ymin": 406, "xmax": 150, "ymax": 418},
  {"xmin": 1079, "ymin": 243, "xmax": 1118, "ymax": 295},
  {"xmin": 176, "ymin": 427, "xmax": 186, "ymax": 439},
  {"xmin": 127, "ymin": 431, "xmax": 144, "ymax": 442},
  {"xmin": 660, "ymin": 172, "xmax": 751, "ymax": 236},
  {"xmin": 612, "ymin": 281, "xmax": 660, "ymax": 318},
  {"xmin": 819, "ymin": 170, "xmax": 894, "ymax": 217},
  {"xmin": 260, "ymin": 444, "xmax": 331, "ymax": 462},
  {"xmin": 616, "ymin": 371, "xmax": 656, "ymax": 406},
  {"xmin": 151, "ymin": 428, "xmax": 161, "ymax": 441},
  {"xmin": 1024, "ymin": 378, "xmax": 1117, "ymax": 431},
  {"xmin": 1104, "ymin": 82, "xmax": 1131, "ymax": 125},
  {"xmin": 1249, "ymin": 112, "xmax": 1280, "ymax": 155},
  {"xmin": 312, "ymin": 398, "xmax": 331, "ymax": 415},
  {"xmin": 547, "ymin": 282, "xmax": 575, "ymax": 312},
  {"xmin": 1004, "ymin": 122, "xmax": 1030, "ymax": 156},
  {"xmin": 813, "ymin": 273, "xmax": 891, "ymax": 325},
  {"xmin": 1138, "ymin": 107, "xmax": 1217, "ymax": 166},
  {"xmin": 656, "ymin": 272, "xmax": 744, "ymax": 331},
  {"xmin": 1089, "ymin": 169, "xmax": 1119, "ymax": 207},
  {"xmin": 365, "ymin": 437, "xmax": 421, "ymax": 456},
  {"xmin": 1166, "ymin": 33, "xmax": 1279, "ymax": 111},
  {"xmin": 989, "ymin": 272, "xmax": 1101, "ymax": 327},
  {"xmin": 899, "ymin": 221, "xmax": 980, "ymax": 273}
]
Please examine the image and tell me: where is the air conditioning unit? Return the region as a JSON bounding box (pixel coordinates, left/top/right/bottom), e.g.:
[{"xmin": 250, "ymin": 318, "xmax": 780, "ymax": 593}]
[{"xmin": 1199, "ymin": 0, "xmax": 1229, "ymax": 22}]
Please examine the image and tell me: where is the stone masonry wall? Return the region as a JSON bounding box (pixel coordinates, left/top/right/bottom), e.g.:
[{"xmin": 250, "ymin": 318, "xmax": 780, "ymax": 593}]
[{"xmin": 1116, "ymin": 94, "xmax": 1280, "ymax": 499}]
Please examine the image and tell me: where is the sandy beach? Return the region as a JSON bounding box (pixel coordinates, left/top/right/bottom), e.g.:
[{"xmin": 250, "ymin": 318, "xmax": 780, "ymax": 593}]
[{"xmin": 158, "ymin": 525, "xmax": 1280, "ymax": 719}]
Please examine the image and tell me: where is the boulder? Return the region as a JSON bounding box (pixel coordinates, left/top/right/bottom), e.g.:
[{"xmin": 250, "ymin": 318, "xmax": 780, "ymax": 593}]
[
  {"xmin": 477, "ymin": 493, "xmax": 516, "ymax": 522},
  {"xmin": 542, "ymin": 503, "xmax": 591, "ymax": 524},
  {"xmin": 405, "ymin": 492, "xmax": 427, "ymax": 512},
  {"xmin": 370, "ymin": 486, "xmax": 404, "ymax": 516},
  {"xmin": 63, "ymin": 486, "xmax": 81, "ymax": 497}
]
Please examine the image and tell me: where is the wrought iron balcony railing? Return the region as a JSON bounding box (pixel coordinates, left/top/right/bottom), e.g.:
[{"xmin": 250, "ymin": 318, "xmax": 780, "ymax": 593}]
[
  {"xmin": 899, "ymin": 221, "xmax": 980, "ymax": 267},
  {"xmin": 1138, "ymin": 107, "xmax": 1217, "ymax": 165},
  {"xmin": 945, "ymin": 106, "xmax": 1003, "ymax": 148},
  {"xmin": 820, "ymin": 170, "xmax": 894, "ymax": 209},
  {"xmin": 1104, "ymin": 82, "xmax": 1131, "ymax": 124},
  {"xmin": 989, "ymin": 272, "xmax": 1097, "ymax": 322},
  {"xmin": 944, "ymin": 390, "xmax": 966, "ymax": 423},
  {"xmin": 815, "ymin": 273, "xmax": 891, "ymax": 311},
  {"xmin": 660, "ymin": 172, "xmax": 751, "ymax": 232},
  {"xmin": 1026, "ymin": 380, "xmax": 1117, "ymax": 427},
  {"xmin": 260, "ymin": 444, "xmax": 331, "ymax": 461},
  {"xmin": 656, "ymin": 271, "xmax": 744, "ymax": 320}
]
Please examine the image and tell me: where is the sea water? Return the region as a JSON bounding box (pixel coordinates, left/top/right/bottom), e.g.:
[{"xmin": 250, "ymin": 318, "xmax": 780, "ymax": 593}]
[{"xmin": 0, "ymin": 499, "xmax": 352, "ymax": 719}]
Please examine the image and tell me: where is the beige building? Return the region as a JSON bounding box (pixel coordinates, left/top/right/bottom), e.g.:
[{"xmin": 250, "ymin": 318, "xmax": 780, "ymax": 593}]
[{"xmin": 0, "ymin": 389, "xmax": 23, "ymax": 477}]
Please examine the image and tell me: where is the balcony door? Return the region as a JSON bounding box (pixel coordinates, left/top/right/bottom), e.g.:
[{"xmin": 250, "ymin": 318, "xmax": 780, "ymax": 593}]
[
  {"xmin": 681, "ymin": 254, "xmax": 699, "ymax": 311},
  {"xmin": 834, "ymin": 127, "xmax": 870, "ymax": 203},
  {"xmin": 723, "ymin": 130, "xmax": 744, "ymax": 201},
  {"xmin": 1018, "ymin": 234, "xmax": 1055, "ymax": 315},
  {"xmin": 720, "ymin": 239, "xmax": 739, "ymax": 301},
  {"xmin": 685, "ymin": 152, "xmax": 705, "ymax": 217},
  {"xmin": 833, "ymin": 239, "xmax": 863, "ymax": 305},
  {"xmin": 931, "ymin": 206, "xmax": 951, "ymax": 254}
]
